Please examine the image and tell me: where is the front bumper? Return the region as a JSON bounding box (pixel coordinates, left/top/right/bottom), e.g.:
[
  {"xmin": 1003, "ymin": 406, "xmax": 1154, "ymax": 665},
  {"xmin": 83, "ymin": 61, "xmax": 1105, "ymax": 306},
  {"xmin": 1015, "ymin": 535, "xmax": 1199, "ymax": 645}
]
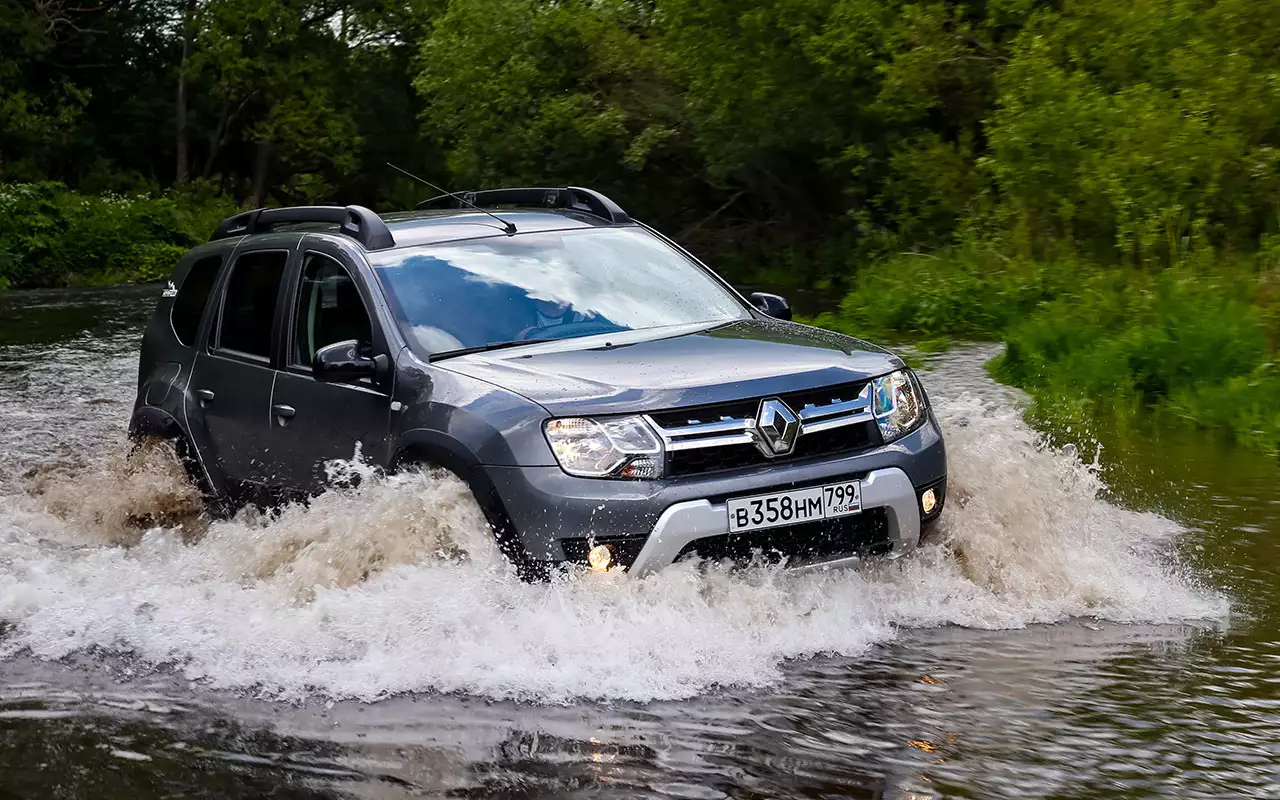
[
  {"xmin": 483, "ymin": 413, "xmax": 947, "ymax": 569},
  {"xmin": 626, "ymin": 466, "xmax": 923, "ymax": 575}
]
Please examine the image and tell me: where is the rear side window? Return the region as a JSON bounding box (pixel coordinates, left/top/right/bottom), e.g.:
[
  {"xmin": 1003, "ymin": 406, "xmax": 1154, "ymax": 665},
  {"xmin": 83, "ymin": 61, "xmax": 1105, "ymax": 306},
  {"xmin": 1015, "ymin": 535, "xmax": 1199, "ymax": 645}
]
[
  {"xmin": 170, "ymin": 256, "xmax": 222, "ymax": 346},
  {"xmin": 216, "ymin": 251, "xmax": 288, "ymax": 359}
]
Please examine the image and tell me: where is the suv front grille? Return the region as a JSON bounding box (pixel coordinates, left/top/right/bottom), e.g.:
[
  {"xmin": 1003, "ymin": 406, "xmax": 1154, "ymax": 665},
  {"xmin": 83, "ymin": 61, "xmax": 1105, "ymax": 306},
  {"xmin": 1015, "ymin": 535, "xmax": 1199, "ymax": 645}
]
[
  {"xmin": 674, "ymin": 508, "xmax": 891, "ymax": 566},
  {"xmin": 648, "ymin": 380, "xmax": 881, "ymax": 477}
]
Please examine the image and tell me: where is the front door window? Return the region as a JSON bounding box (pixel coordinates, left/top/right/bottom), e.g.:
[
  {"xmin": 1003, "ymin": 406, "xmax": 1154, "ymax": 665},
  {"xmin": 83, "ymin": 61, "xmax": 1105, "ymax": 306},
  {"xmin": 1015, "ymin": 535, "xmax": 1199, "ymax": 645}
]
[{"xmin": 292, "ymin": 252, "xmax": 373, "ymax": 375}]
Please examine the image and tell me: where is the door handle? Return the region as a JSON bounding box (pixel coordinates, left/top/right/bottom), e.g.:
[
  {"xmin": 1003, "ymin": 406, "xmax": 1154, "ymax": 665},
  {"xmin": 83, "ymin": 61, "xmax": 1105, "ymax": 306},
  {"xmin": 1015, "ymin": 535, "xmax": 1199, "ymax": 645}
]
[
  {"xmin": 272, "ymin": 404, "xmax": 296, "ymax": 419},
  {"xmin": 195, "ymin": 388, "xmax": 215, "ymax": 402}
]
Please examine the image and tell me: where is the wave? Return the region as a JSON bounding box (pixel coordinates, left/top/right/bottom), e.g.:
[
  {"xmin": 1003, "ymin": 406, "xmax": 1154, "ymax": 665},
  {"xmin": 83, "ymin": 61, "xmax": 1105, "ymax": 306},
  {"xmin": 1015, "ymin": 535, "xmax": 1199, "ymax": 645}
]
[{"xmin": 0, "ymin": 379, "xmax": 1227, "ymax": 703}]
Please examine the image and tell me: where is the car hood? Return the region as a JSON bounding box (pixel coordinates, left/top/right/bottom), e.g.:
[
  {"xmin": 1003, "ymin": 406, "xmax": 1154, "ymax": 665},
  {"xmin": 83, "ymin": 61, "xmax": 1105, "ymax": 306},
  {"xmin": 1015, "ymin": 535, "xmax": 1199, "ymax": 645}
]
[{"xmin": 436, "ymin": 319, "xmax": 904, "ymax": 416}]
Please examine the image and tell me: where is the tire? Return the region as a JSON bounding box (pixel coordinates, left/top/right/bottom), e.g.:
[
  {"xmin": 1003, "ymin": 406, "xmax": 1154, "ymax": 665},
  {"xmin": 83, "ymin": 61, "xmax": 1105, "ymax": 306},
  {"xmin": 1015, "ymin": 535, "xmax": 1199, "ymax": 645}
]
[{"xmin": 130, "ymin": 433, "xmax": 233, "ymax": 519}]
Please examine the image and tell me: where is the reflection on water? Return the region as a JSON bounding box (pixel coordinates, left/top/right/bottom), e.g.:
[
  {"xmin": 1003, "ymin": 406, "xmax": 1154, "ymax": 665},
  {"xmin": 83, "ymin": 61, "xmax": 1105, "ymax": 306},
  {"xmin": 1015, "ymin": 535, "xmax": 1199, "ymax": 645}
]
[{"xmin": 0, "ymin": 287, "xmax": 1277, "ymax": 799}]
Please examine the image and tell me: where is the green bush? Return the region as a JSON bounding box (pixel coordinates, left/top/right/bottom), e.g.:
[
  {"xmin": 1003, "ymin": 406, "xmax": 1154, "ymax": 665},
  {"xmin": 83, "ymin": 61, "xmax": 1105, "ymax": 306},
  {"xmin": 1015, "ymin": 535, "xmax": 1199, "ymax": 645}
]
[
  {"xmin": 0, "ymin": 182, "xmax": 238, "ymax": 289},
  {"xmin": 813, "ymin": 244, "xmax": 1075, "ymax": 340},
  {"xmin": 990, "ymin": 268, "xmax": 1280, "ymax": 452},
  {"xmin": 820, "ymin": 249, "xmax": 1280, "ymax": 453}
]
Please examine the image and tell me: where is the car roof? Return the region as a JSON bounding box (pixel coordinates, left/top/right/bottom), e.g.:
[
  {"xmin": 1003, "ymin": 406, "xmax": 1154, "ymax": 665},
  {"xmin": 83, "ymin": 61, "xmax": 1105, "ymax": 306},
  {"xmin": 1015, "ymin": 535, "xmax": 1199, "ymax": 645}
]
[
  {"xmin": 207, "ymin": 186, "xmax": 639, "ymax": 255},
  {"xmin": 244, "ymin": 208, "xmax": 632, "ymax": 256},
  {"xmin": 376, "ymin": 208, "xmax": 628, "ymax": 249}
]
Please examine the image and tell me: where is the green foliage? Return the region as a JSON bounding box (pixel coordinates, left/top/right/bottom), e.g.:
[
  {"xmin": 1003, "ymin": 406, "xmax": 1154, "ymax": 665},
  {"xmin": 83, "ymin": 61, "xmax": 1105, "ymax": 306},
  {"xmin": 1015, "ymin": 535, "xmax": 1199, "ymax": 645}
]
[
  {"xmin": 414, "ymin": 0, "xmax": 682, "ymax": 200},
  {"xmin": 1, "ymin": 0, "xmax": 1277, "ymax": 274},
  {"xmin": 0, "ymin": 0, "xmax": 428, "ymax": 209},
  {"xmin": 413, "ymin": 0, "xmax": 1020, "ymax": 263},
  {"xmin": 7, "ymin": 0, "xmax": 1280, "ymax": 285},
  {"xmin": 996, "ymin": 272, "xmax": 1264, "ymax": 397},
  {"xmin": 824, "ymin": 247, "xmax": 1280, "ymax": 453},
  {"xmin": 0, "ymin": 183, "xmax": 236, "ymax": 288},
  {"xmin": 985, "ymin": 267, "xmax": 1280, "ymax": 451},
  {"xmin": 815, "ymin": 245, "xmax": 1075, "ymax": 340},
  {"xmin": 987, "ymin": 0, "xmax": 1280, "ymax": 264}
]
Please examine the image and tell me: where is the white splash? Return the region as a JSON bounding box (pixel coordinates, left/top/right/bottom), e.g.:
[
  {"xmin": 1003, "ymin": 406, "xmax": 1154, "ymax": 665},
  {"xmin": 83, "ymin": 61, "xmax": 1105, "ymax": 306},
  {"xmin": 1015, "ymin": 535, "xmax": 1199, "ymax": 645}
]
[{"xmin": 0, "ymin": 369, "xmax": 1226, "ymax": 704}]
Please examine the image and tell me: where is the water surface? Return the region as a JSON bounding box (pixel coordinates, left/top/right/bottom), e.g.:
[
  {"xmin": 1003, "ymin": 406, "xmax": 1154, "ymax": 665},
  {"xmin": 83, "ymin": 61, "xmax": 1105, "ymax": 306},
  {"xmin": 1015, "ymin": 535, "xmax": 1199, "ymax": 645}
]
[{"xmin": 0, "ymin": 286, "xmax": 1274, "ymax": 798}]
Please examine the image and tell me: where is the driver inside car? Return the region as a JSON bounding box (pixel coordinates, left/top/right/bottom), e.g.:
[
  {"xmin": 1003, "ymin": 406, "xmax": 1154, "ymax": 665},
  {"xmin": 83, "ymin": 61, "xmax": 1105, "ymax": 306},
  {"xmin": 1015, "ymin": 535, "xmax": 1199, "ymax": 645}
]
[{"xmin": 519, "ymin": 297, "xmax": 586, "ymax": 339}]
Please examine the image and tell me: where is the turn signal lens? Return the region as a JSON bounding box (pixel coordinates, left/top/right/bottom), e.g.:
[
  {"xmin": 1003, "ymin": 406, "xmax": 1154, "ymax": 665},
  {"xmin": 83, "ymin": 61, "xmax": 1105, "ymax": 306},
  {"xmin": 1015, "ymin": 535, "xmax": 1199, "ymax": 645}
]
[
  {"xmin": 617, "ymin": 457, "xmax": 661, "ymax": 479},
  {"xmin": 588, "ymin": 544, "xmax": 613, "ymax": 571},
  {"xmin": 921, "ymin": 488, "xmax": 937, "ymax": 515}
]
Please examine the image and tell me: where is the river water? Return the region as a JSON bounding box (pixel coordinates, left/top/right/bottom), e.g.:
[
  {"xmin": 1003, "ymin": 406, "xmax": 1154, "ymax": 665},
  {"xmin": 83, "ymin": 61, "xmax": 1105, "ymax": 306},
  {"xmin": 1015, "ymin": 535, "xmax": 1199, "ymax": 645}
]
[{"xmin": 0, "ymin": 286, "xmax": 1274, "ymax": 799}]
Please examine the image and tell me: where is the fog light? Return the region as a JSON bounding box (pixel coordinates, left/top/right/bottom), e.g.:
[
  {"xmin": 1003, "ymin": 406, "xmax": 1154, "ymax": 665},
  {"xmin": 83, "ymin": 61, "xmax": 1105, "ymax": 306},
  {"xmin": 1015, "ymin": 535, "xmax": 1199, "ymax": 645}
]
[
  {"xmin": 921, "ymin": 488, "xmax": 937, "ymax": 515},
  {"xmin": 588, "ymin": 544, "xmax": 613, "ymax": 572}
]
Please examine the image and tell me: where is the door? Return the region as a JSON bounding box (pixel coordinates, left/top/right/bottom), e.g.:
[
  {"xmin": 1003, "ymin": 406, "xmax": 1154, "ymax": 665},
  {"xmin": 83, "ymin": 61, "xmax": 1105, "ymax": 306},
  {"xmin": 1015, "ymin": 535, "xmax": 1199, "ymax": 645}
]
[
  {"xmin": 264, "ymin": 249, "xmax": 392, "ymax": 493},
  {"xmin": 188, "ymin": 248, "xmax": 290, "ymax": 490}
]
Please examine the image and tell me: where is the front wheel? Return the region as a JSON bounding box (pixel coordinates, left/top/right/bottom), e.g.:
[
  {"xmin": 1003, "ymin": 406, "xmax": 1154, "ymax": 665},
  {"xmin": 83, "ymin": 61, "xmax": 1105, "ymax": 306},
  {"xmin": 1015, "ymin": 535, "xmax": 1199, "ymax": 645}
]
[{"xmin": 394, "ymin": 460, "xmax": 550, "ymax": 581}]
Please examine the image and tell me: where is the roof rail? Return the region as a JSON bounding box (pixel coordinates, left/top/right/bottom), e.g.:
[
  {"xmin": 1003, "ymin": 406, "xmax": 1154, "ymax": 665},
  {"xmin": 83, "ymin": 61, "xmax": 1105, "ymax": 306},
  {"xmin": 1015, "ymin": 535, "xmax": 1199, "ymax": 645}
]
[
  {"xmin": 415, "ymin": 187, "xmax": 631, "ymax": 224},
  {"xmin": 210, "ymin": 205, "xmax": 395, "ymax": 250}
]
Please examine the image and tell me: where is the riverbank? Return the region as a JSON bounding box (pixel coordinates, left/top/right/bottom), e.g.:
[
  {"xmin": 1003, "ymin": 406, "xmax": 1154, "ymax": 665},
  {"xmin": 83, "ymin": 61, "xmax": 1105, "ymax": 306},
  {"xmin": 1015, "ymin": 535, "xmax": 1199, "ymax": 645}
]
[
  {"xmin": 814, "ymin": 247, "xmax": 1280, "ymax": 456},
  {"xmin": 0, "ymin": 183, "xmax": 235, "ymax": 290}
]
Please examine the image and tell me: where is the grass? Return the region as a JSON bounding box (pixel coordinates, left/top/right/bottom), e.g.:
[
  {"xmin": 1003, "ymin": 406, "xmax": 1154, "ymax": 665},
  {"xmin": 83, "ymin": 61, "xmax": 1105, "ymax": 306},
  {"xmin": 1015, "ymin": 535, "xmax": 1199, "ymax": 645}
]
[{"xmin": 816, "ymin": 247, "xmax": 1280, "ymax": 455}]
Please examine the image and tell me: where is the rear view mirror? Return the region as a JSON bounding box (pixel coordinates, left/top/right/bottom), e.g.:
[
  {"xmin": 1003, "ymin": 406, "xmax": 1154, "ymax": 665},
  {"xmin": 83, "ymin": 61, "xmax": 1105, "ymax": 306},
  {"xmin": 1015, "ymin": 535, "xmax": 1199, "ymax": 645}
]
[
  {"xmin": 750, "ymin": 292, "xmax": 792, "ymax": 321},
  {"xmin": 313, "ymin": 340, "xmax": 378, "ymax": 382}
]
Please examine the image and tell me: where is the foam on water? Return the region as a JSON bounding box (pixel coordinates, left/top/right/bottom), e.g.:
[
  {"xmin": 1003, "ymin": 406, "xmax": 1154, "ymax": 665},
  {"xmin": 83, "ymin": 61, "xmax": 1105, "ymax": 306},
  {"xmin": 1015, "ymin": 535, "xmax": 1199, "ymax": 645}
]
[{"xmin": 0, "ymin": 386, "xmax": 1227, "ymax": 703}]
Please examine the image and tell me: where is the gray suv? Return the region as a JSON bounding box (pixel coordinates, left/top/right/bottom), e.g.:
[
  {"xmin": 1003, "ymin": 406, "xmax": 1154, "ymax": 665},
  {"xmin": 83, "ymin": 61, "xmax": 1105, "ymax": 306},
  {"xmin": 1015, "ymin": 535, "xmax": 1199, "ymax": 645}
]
[{"xmin": 130, "ymin": 187, "xmax": 946, "ymax": 577}]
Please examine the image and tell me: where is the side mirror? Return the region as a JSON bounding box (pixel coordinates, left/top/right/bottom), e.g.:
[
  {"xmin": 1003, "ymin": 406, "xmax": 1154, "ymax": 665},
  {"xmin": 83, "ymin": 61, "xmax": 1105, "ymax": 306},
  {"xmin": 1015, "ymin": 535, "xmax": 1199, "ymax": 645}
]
[
  {"xmin": 750, "ymin": 292, "xmax": 792, "ymax": 321},
  {"xmin": 313, "ymin": 340, "xmax": 377, "ymax": 383}
]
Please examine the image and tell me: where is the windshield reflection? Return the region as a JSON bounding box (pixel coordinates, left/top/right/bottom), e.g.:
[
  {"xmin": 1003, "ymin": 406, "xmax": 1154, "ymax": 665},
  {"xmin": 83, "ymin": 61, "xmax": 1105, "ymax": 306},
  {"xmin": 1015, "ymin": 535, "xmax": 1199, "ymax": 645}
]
[{"xmin": 373, "ymin": 228, "xmax": 748, "ymax": 356}]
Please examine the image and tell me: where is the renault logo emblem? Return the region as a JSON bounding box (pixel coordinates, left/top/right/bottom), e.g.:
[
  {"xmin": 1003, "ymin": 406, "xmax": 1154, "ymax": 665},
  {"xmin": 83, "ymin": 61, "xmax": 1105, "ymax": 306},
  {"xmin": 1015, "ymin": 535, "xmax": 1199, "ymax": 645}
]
[{"xmin": 753, "ymin": 398, "xmax": 799, "ymax": 456}]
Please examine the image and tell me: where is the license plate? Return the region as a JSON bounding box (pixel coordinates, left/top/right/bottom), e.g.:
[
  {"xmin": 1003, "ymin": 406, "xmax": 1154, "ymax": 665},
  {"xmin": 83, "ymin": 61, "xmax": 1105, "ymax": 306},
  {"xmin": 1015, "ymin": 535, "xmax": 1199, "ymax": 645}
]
[{"xmin": 726, "ymin": 480, "xmax": 862, "ymax": 533}]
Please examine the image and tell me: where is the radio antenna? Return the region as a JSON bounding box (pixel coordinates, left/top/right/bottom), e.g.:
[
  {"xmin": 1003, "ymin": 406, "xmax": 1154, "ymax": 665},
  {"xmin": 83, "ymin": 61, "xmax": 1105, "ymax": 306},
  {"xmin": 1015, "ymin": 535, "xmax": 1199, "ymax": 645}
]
[{"xmin": 387, "ymin": 162, "xmax": 517, "ymax": 234}]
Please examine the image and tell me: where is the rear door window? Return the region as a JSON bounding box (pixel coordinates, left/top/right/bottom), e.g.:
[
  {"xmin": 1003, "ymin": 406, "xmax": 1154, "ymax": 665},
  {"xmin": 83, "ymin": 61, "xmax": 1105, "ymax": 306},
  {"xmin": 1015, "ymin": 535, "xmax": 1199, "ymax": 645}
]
[
  {"xmin": 216, "ymin": 251, "xmax": 288, "ymax": 360},
  {"xmin": 171, "ymin": 255, "xmax": 222, "ymax": 346}
]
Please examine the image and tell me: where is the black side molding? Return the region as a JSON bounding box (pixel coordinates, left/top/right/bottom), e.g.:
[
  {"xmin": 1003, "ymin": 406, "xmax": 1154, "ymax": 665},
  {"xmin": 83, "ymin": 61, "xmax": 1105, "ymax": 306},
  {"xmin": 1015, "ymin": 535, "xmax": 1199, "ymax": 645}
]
[
  {"xmin": 210, "ymin": 205, "xmax": 395, "ymax": 250},
  {"xmin": 416, "ymin": 187, "xmax": 631, "ymax": 224}
]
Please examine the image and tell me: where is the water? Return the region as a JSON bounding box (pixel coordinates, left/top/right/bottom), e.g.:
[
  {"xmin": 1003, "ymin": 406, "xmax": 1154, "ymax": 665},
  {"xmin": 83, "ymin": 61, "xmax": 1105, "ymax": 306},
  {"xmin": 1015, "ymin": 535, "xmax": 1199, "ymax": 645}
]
[{"xmin": 0, "ymin": 286, "xmax": 1274, "ymax": 798}]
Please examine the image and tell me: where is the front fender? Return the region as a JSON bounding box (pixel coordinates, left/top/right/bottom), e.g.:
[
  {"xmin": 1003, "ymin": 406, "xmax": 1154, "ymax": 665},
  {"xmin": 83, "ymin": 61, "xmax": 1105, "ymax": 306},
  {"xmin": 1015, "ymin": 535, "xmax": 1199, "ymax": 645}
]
[{"xmin": 389, "ymin": 427, "xmax": 532, "ymax": 569}]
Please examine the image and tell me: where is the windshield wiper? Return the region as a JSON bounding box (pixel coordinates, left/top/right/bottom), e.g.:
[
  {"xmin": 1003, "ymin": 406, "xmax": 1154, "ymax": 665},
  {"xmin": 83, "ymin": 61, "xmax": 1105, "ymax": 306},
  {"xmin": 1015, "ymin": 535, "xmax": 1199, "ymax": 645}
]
[{"xmin": 428, "ymin": 339, "xmax": 554, "ymax": 362}]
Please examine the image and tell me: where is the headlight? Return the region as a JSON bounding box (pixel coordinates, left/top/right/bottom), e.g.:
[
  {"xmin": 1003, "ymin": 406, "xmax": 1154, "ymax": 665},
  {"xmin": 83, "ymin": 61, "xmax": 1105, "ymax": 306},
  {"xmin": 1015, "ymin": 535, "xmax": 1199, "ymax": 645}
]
[
  {"xmin": 544, "ymin": 416, "xmax": 664, "ymax": 479},
  {"xmin": 872, "ymin": 369, "xmax": 925, "ymax": 442}
]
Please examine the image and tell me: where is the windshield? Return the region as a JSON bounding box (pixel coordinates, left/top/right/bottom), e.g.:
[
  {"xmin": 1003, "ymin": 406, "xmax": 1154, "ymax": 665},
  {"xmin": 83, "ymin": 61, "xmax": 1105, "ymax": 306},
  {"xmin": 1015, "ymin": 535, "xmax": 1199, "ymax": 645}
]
[{"xmin": 373, "ymin": 227, "xmax": 750, "ymax": 356}]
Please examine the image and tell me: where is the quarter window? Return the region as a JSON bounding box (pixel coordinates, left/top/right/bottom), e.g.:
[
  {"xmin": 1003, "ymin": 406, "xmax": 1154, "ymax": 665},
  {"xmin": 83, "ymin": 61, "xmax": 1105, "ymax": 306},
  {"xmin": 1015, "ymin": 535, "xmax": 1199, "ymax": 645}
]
[
  {"xmin": 292, "ymin": 253, "xmax": 373, "ymax": 369},
  {"xmin": 171, "ymin": 255, "xmax": 222, "ymax": 346},
  {"xmin": 217, "ymin": 251, "xmax": 287, "ymax": 359}
]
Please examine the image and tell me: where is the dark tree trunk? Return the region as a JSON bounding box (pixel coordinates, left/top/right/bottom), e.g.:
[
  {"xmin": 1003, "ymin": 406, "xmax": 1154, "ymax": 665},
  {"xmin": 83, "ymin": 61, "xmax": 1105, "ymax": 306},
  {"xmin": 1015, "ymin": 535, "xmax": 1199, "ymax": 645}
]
[
  {"xmin": 175, "ymin": 0, "xmax": 195, "ymax": 183},
  {"xmin": 248, "ymin": 139, "xmax": 272, "ymax": 206},
  {"xmin": 202, "ymin": 100, "xmax": 232, "ymax": 178}
]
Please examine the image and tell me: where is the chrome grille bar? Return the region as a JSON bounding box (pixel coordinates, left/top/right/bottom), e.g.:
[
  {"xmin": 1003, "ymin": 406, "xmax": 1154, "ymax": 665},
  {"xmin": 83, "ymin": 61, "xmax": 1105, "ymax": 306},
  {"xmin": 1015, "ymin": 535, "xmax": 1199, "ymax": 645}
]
[
  {"xmin": 795, "ymin": 383, "xmax": 873, "ymax": 433},
  {"xmin": 799, "ymin": 412, "xmax": 873, "ymax": 435},
  {"xmin": 797, "ymin": 391, "xmax": 871, "ymax": 421},
  {"xmin": 666, "ymin": 433, "xmax": 756, "ymax": 451},
  {"xmin": 645, "ymin": 382, "xmax": 874, "ymax": 453},
  {"xmin": 659, "ymin": 418, "xmax": 753, "ymax": 438}
]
